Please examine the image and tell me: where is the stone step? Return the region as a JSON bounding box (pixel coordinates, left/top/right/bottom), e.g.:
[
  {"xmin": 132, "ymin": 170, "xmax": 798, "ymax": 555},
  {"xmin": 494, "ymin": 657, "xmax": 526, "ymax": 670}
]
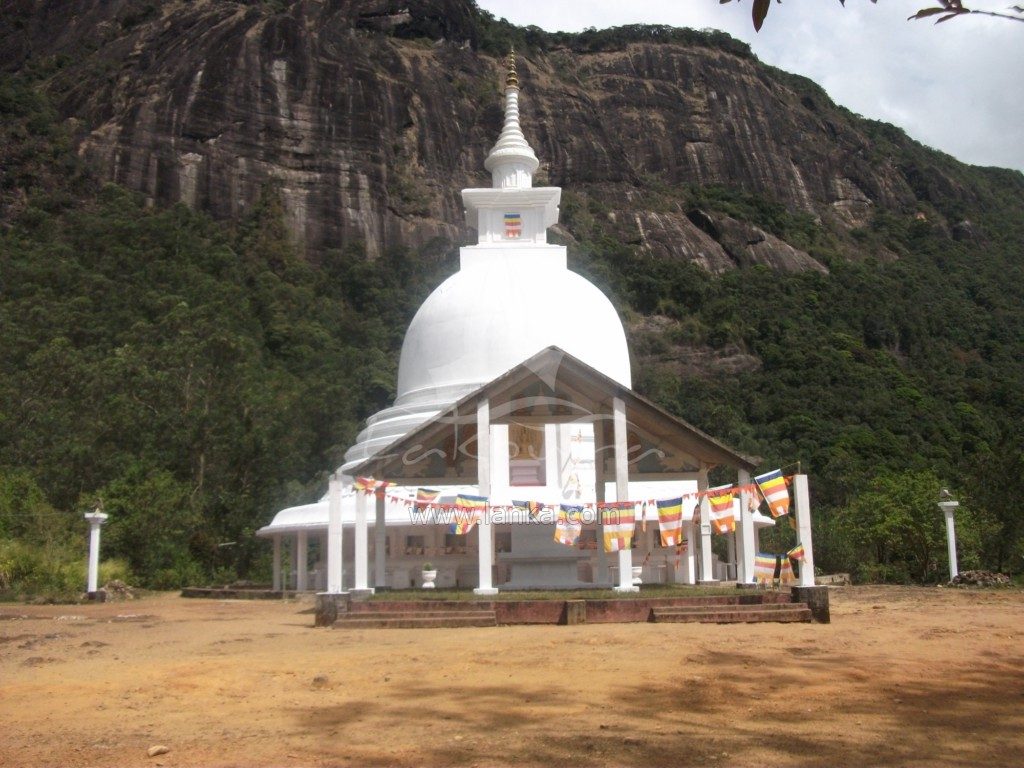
[
  {"xmin": 346, "ymin": 595, "xmax": 791, "ymax": 614},
  {"xmin": 594, "ymin": 594, "xmax": 794, "ymax": 607},
  {"xmin": 333, "ymin": 612, "xmax": 498, "ymax": 629},
  {"xmin": 348, "ymin": 600, "xmax": 498, "ymax": 613},
  {"xmin": 652, "ymin": 604, "xmax": 812, "ymax": 624},
  {"xmin": 655, "ymin": 602, "xmax": 803, "ymax": 615},
  {"xmin": 339, "ymin": 610, "xmax": 497, "ymax": 620}
]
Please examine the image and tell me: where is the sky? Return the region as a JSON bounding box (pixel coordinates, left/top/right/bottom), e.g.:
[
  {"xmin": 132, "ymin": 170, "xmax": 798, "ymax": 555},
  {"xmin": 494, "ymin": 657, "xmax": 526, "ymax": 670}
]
[{"xmin": 475, "ymin": 0, "xmax": 1024, "ymax": 172}]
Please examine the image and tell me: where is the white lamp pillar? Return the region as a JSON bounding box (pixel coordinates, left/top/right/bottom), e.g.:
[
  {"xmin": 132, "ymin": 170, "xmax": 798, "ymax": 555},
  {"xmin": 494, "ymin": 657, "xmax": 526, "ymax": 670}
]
[
  {"xmin": 793, "ymin": 474, "xmax": 816, "ymax": 587},
  {"xmin": 697, "ymin": 466, "xmax": 717, "ymax": 584},
  {"xmin": 474, "ymin": 397, "xmax": 498, "ymax": 595},
  {"xmin": 612, "ymin": 397, "xmax": 638, "ymax": 592},
  {"xmin": 326, "ymin": 475, "xmax": 344, "ymax": 593},
  {"xmin": 938, "ymin": 500, "xmax": 960, "ymax": 580},
  {"xmin": 354, "ymin": 484, "xmax": 372, "ymax": 594},
  {"xmin": 84, "ymin": 510, "xmax": 108, "ymax": 594}
]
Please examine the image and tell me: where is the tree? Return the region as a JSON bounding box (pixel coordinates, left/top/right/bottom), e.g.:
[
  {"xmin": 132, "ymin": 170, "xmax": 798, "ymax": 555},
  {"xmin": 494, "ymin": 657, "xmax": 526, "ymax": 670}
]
[
  {"xmin": 839, "ymin": 470, "xmax": 986, "ymax": 583},
  {"xmin": 965, "ymin": 432, "xmax": 1024, "ymax": 574},
  {"xmin": 721, "ymin": 0, "xmax": 1024, "ymax": 32}
]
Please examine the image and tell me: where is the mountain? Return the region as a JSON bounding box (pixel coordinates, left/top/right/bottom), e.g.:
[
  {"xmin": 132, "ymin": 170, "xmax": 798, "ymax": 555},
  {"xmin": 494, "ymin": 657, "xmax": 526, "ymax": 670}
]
[
  {"xmin": 1, "ymin": 0, "xmax": 993, "ymax": 266},
  {"xmin": 1, "ymin": 0, "xmax": 1022, "ymax": 591}
]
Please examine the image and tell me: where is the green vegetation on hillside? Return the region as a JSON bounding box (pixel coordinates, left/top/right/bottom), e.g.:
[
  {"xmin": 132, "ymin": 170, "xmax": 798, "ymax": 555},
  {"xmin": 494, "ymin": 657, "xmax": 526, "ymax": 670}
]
[{"xmin": 0, "ymin": 71, "xmax": 454, "ymax": 596}]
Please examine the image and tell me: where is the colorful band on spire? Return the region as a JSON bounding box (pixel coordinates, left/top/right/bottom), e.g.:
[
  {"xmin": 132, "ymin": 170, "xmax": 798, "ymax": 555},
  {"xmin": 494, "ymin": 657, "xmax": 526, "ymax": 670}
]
[{"xmin": 506, "ymin": 47, "xmax": 518, "ymax": 88}]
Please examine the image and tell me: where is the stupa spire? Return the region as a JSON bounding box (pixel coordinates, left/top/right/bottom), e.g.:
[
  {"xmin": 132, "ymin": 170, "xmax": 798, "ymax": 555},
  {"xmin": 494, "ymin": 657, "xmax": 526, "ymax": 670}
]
[
  {"xmin": 505, "ymin": 47, "xmax": 519, "ymax": 88},
  {"xmin": 483, "ymin": 48, "xmax": 539, "ymax": 189}
]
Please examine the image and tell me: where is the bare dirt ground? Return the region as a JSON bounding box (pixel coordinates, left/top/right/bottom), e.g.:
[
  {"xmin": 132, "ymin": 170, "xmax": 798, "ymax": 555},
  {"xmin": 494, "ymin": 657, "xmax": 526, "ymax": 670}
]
[{"xmin": 1, "ymin": 586, "xmax": 1022, "ymax": 768}]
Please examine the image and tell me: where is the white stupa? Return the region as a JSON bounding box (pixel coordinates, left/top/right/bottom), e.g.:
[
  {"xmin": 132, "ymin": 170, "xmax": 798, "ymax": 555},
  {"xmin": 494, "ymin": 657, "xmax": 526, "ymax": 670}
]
[{"xmin": 257, "ymin": 54, "xmax": 781, "ymax": 593}]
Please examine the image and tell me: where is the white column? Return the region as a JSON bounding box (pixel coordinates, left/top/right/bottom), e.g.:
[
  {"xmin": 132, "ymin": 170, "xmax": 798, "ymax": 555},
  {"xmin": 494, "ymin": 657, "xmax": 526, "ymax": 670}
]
[
  {"xmin": 84, "ymin": 511, "xmax": 108, "ymax": 593},
  {"xmin": 326, "ymin": 476, "xmax": 344, "ymax": 593},
  {"xmin": 738, "ymin": 469, "xmax": 755, "ymax": 583},
  {"xmin": 939, "ymin": 501, "xmax": 960, "ymax": 580},
  {"xmin": 296, "ymin": 530, "xmax": 309, "ymax": 592},
  {"xmin": 793, "ymin": 474, "xmax": 816, "ymax": 587},
  {"xmin": 613, "ymin": 397, "xmax": 638, "ymax": 592},
  {"xmin": 594, "ymin": 421, "xmax": 608, "ymax": 585},
  {"xmin": 682, "ymin": 518, "xmax": 697, "ymax": 584},
  {"xmin": 697, "ymin": 467, "xmax": 717, "ymax": 583},
  {"xmin": 375, "ymin": 490, "xmax": 387, "ymax": 589},
  {"xmin": 354, "ymin": 486, "xmax": 372, "ymax": 593},
  {"xmin": 318, "ymin": 533, "xmax": 328, "ymax": 590},
  {"xmin": 272, "ymin": 534, "xmax": 282, "ymax": 591},
  {"xmin": 287, "ymin": 538, "xmax": 295, "ymax": 590},
  {"xmin": 474, "ymin": 398, "xmax": 498, "ymax": 595},
  {"xmin": 726, "ymin": 530, "xmax": 736, "ymax": 580}
]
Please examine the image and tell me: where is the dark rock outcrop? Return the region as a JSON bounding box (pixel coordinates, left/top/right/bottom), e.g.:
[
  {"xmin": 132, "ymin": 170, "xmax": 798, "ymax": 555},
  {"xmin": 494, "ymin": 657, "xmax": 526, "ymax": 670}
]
[
  {"xmin": 0, "ymin": 0, "xmax": 978, "ymax": 268},
  {"xmin": 949, "ymin": 570, "xmax": 1011, "ymax": 587}
]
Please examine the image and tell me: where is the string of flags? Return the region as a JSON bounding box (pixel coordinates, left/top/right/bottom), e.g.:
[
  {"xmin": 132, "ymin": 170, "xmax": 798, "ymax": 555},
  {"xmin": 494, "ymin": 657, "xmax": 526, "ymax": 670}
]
[{"xmin": 351, "ymin": 469, "xmax": 795, "ymax": 554}]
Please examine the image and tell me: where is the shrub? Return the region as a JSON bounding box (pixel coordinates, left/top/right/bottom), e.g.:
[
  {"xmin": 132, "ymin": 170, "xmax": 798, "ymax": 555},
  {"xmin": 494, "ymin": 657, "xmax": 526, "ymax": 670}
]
[{"xmin": 98, "ymin": 558, "xmax": 134, "ymax": 586}]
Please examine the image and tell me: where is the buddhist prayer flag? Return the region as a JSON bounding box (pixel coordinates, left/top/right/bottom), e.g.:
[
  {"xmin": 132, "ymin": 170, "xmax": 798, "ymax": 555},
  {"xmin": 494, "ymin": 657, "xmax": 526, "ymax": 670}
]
[
  {"xmin": 451, "ymin": 494, "xmax": 486, "ymax": 534},
  {"xmin": 554, "ymin": 504, "xmax": 583, "ymax": 547},
  {"xmin": 504, "ymin": 212, "xmax": 522, "ymax": 238},
  {"xmin": 601, "ymin": 502, "xmax": 635, "ymax": 552},
  {"xmin": 415, "ymin": 488, "xmax": 440, "ymax": 508},
  {"xmin": 755, "ymin": 469, "xmax": 791, "ymax": 518},
  {"xmin": 779, "ymin": 557, "xmax": 795, "ymax": 585},
  {"xmin": 354, "ymin": 477, "xmax": 376, "ymax": 493},
  {"xmin": 754, "ymin": 553, "xmax": 795, "ymax": 585},
  {"xmin": 747, "ymin": 492, "xmax": 762, "ymax": 513},
  {"xmin": 656, "ymin": 497, "xmax": 685, "ymax": 547},
  {"xmin": 455, "ymin": 494, "xmax": 487, "ymax": 513},
  {"xmin": 708, "ymin": 488, "xmax": 736, "ymax": 534},
  {"xmin": 754, "ymin": 554, "xmax": 781, "ymax": 585},
  {"xmin": 511, "ymin": 499, "xmax": 546, "ymax": 521},
  {"xmin": 787, "ymin": 544, "xmax": 806, "ymax": 562}
]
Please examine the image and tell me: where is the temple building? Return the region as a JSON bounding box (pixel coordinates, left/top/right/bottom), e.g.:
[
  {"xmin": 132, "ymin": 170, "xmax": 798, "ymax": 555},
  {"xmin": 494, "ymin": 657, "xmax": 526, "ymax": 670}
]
[{"xmin": 257, "ymin": 55, "xmax": 812, "ymax": 594}]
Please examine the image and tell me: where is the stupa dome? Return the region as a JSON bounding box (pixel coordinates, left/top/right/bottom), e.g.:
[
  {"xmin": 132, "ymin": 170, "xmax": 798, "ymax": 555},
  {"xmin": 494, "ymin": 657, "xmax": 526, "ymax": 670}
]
[
  {"xmin": 397, "ymin": 254, "xmax": 631, "ymax": 407},
  {"xmin": 339, "ymin": 249, "xmax": 632, "ymax": 473}
]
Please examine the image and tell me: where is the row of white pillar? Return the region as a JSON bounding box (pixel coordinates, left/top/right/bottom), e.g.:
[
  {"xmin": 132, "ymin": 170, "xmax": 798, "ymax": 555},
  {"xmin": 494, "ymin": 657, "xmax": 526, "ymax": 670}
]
[
  {"xmin": 270, "ymin": 529, "xmax": 331, "ymax": 592},
  {"xmin": 317, "ymin": 395, "xmax": 816, "ymax": 596}
]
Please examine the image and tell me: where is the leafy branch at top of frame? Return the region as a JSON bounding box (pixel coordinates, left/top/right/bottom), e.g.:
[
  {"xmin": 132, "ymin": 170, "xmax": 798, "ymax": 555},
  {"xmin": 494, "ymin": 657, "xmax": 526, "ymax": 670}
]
[{"xmin": 720, "ymin": 0, "xmax": 1024, "ymax": 32}]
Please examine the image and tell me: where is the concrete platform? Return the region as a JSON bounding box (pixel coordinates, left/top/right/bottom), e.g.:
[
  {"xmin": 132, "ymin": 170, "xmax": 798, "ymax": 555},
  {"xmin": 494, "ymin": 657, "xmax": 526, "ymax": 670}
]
[{"xmin": 325, "ymin": 589, "xmax": 824, "ymax": 628}]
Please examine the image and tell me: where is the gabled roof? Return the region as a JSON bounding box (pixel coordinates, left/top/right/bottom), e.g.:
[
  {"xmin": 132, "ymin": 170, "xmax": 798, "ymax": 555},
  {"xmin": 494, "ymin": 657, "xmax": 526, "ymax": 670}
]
[{"xmin": 348, "ymin": 346, "xmax": 760, "ymax": 483}]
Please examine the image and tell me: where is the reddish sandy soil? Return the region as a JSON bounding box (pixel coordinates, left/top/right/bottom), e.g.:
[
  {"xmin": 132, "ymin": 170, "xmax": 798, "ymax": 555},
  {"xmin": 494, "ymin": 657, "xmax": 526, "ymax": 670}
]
[{"xmin": 1, "ymin": 586, "xmax": 1022, "ymax": 767}]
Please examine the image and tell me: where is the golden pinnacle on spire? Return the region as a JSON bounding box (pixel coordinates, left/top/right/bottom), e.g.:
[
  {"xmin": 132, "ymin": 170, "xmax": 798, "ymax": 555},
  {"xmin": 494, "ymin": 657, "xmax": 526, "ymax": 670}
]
[{"xmin": 505, "ymin": 47, "xmax": 519, "ymax": 89}]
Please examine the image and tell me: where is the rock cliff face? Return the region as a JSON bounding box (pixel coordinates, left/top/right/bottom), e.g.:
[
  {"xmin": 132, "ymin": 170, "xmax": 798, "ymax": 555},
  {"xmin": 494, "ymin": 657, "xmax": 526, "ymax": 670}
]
[{"xmin": 0, "ymin": 0, "xmax": 973, "ymax": 270}]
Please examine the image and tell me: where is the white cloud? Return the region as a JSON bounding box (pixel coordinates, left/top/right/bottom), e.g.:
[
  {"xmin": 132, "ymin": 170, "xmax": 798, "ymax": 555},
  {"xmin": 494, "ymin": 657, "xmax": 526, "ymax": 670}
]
[{"xmin": 476, "ymin": 0, "xmax": 1024, "ymax": 171}]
